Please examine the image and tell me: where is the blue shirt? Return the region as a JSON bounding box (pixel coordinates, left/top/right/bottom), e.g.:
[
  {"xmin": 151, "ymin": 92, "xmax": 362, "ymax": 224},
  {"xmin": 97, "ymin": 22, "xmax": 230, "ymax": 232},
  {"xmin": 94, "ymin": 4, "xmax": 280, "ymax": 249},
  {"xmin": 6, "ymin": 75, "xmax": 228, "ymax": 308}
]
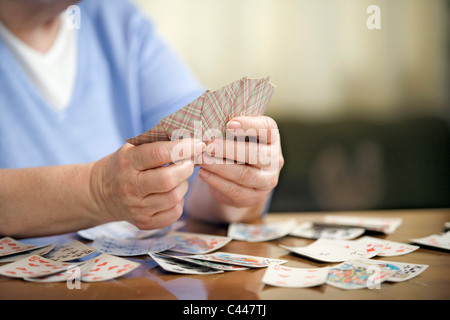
[{"xmin": 0, "ymin": 0, "xmax": 205, "ymax": 168}]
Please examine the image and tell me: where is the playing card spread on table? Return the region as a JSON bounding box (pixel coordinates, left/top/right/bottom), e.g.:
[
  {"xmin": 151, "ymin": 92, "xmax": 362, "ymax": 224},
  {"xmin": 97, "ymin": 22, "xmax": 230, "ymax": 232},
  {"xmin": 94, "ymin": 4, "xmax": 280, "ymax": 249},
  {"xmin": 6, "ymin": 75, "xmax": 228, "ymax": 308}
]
[
  {"xmin": 359, "ymin": 259, "xmax": 429, "ymax": 282},
  {"xmin": 126, "ymin": 76, "xmax": 276, "ymax": 145},
  {"xmin": 323, "ymin": 216, "xmax": 402, "ymax": 234},
  {"xmin": 169, "ymin": 232, "xmax": 232, "ymax": 254},
  {"xmin": 92, "ymin": 235, "xmax": 175, "ymax": 256},
  {"xmin": 289, "ymin": 222, "xmax": 365, "ymax": 240},
  {"xmin": 25, "ymin": 253, "xmax": 140, "ymax": 282},
  {"xmin": 149, "ymin": 253, "xmax": 223, "ymax": 275},
  {"xmin": 0, "ymin": 243, "xmax": 57, "ymax": 263},
  {"xmin": 0, "ymin": 237, "xmax": 42, "ymax": 257},
  {"xmin": 167, "ymin": 254, "xmax": 248, "ymax": 271},
  {"xmin": 355, "ymin": 236, "xmax": 419, "ymax": 256},
  {"xmin": 77, "ymin": 220, "xmax": 184, "ymax": 240},
  {"xmin": 0, "ymin": 255, "xmax": 79, "ymax": 278},
  {"xmin": 227, "ymin": 219, "xmax": 297, "ymax": 242},
  {"xmin": 44, "ymin": 240, "xmax": 96, "ymax": 261},
  {"xmin": 279, "ymin": 238, "xmax": 382, "ymax": 263},
  {"xmin": 262, "ymin": 263, "xmax": 330, "ymax": 288},
  {"xmin": 320, "ymin": 238, "xmax": 386, "ymax": 258},
  {"xmin": 185, "ymin": 252, "xmax": 287, "ymax": 268},
  {"xmin": 326, "ymin": 260, "xmax": 397, "ymax": 290},
  {"xmin": 410, "ymin": 231, "xmax": 450, "ymax": 251}
]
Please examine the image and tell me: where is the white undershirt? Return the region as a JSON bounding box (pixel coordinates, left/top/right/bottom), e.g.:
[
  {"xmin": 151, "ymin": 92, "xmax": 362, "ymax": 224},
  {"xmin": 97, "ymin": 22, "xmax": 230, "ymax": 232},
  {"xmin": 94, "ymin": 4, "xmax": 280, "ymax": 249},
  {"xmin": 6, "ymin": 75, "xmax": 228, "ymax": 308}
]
[{"xmin": 0, "ymin": 14, "xmax": 77, "ymax": 111}]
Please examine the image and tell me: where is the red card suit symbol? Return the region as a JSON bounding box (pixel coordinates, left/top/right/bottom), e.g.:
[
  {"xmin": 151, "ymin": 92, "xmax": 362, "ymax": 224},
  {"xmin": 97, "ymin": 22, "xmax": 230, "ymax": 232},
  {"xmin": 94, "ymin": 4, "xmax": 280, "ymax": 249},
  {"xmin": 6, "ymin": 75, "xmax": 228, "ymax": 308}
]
[
  {"xmin": 6, "ymin": 271, "xmax": 16, "ymax": 275},
  {"xmin": 278, "ymin": 274, "xmax": 289, "ymax": 278},
  {"xmin": 39, "ymin": 260, "xmax": 49, "ymax": 264},
  {"xmin": 16, "ymin": 267, "xmax": 27, "ymax": 270},
  {"xmin": 108, "ymin": 266, "xmax": 118, "ymax": 271},
  {"xmin": 97, "ymin": 262, "xmax": 108, "ymax": 267},
  {"xmin": 28, "ymin": 263, "xmax": 39, "ymax": 267},
  {"xmin": 90, "ymin": 268, "xmax": 101, "ymax": 272},
  {"xmin": 305, "ymin": 275, "xmax": 316, "ymax": 279}
]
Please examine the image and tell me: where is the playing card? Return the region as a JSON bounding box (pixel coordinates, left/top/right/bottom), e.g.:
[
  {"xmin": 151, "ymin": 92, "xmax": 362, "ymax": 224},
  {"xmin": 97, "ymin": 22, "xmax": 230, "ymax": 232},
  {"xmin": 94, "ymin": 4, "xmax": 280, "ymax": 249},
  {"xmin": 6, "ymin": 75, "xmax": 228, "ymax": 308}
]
[
  {"xmin": 318, "ymin": 238, "xmax": 386, "ymax": 258},
  {"xmin": 355, "ymin": 236, "xmax": 419, "ymax": 256},
  {"xmin": 410, "ymin": 231, "xmax": 450, "ymax": 251},
  {"xmin": 126, "ymin": 76, "xmax": 276, "ymax": 145},
  {"xmin": 279, "ymin": 239, "xmax": 380, "ymax": 263},
  {"xmin": 323, "ymin": 216, "xmax": 402, "ymax": 234},
  {"xmin": 0, "ymin": 243, "xmax": 57, "ymax": 263},
  {"xmin": 184, "ymin": 252, "xmax": 287, "ymax": 268},
  {"xmin": 92, "ymin": 235, "xmax": 175, "ymax": 256},
  {"xmin": 289, "ymin": 222, "xmax": 365, "ymax": 240},
  {"xmin": 25, "ymin": 253, "xmax": 141, "ymax": 282},
  {"xmin": 167, "ymin": 254, "xmax": 248, "ymax": 271},
  {"xmin": 169, "ymin": 232, "xmax": 232, "ymax": 254},
  {"xmin": 0, "ymin": 237, "xmax": 41, "ymax": 257},
  {"xmin": 359, "ymin": 259, "xmax": 429, "ymax": 282},
  {"xmin": 44, "ymin": 240, "xmax": 96, "ymax": 261},
  {"xmin": 0, "ymin": 255, "xmax": 79, "ymax": 278},
  {"xmin": 262, "ymin": 263, "xmax": 330, "ymax": 288},
  {"xmin": 77, "ymin": 220, "xmax": 184, "ymax": 240},
  {"xmin": 149, "ymin": 252, "xmax": 223, "ymax": 275},
  {"xmin": 78, "ymin": 253, "xmax": 141, "ymax": 282},
  {"xmin": 326, "ymin": 260, "xmax": 397, "ymax": 290},
  {"xmin": 227, "ymin": 219, "xmax": 297, "ymax": 242}
]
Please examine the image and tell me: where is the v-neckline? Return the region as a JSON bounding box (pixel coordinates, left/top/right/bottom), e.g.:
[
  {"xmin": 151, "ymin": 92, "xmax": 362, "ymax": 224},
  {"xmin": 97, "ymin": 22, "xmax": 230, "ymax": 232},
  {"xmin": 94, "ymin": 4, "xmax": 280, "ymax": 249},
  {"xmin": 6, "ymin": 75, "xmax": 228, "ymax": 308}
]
[{"xmin": 0, "ymin": 17, "xmax": 86, "ymax": 120}]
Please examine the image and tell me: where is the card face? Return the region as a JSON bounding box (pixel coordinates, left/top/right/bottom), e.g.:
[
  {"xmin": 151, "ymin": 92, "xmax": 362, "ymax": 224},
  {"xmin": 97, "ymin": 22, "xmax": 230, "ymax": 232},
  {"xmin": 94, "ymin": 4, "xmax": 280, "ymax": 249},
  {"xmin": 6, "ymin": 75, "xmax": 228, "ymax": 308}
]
[
  {"xmin": 92, "ymin": 235, "xmax": 153, "ymax": 256},
  {"xmin": 25, "ymin": 253, "xmax": 140, "ymax": 283},
  {"xmin": 149, "ymin": 253, "xmax": 223, "ymax": 275},
  {"xmin": 359, "ymin": 259, "xmax": 429, "ymax": 282},
  {"xmin": 327, "ymin": 260, "xmax": 396, "ymax": 290},
  {"xmin": 410, "ymin": 231, "xmax": 450, "ymax": 251},
  {"xmin": 92, "ymin": 235, "xmax": 175, "ymax": 256},
  {"xmin": 169, "ymin": 255, "xmax": 248, "ymax": 271},
  {"xmin": 0, "ymin": 237, "xmax": 39, "ymax": 257},
  {"xmin": 355, "ymin": 236, "xmax": 419, "ymax": 256},
  {"xmin": 169, "ymin": 232, "xmax": 232, "ymax": 254},
  {"xmin": 262, "ymin": 263, "xmax": 330, "ymax": 288},
  {"xmin": 289, "ymin": 222, "xmax": 365, "ymax": 240},
  {"xmin": 77, "ymin": 220, "xmax": 184, "ymax": 240},
  {"xmin": 323, "ymin": 216, "xmax": 402, "ymax": 234},
  {"xmin": 320, "ymin": 239, "xmax": 386, "ymax": 258},
  {"xmin": 44, "ymin": 240, "xmax": 96, "ymax": 261},
  {"xmin": 0, "ymin": 255, "xmax": 78, "ymax": 278},
  {"xmin": 0, "ymin": 243, "xmax": 57, "ymax": 263},
  {"xmin": 280, "ymin": 241, "xmax": 374, "ymax": 263},
  {"xmin": 228, "ymin": 219, "xmax": 297, "ymax": 242},
  {"xmin": 79, "ymin": 253, "xmax": 140, "ymax": 282},
  {"xmin": 185, "ymin": 252, "xmax": 287, "ymax": 268}
]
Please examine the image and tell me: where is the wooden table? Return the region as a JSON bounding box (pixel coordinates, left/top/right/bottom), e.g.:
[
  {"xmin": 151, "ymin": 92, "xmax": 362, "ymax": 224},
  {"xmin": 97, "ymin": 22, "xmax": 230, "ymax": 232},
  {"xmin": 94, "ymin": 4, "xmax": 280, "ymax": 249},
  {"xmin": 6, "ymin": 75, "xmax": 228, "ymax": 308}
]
[{"xmin": 1, "ymin": 208, "xmax": 449, "ymax": 301}]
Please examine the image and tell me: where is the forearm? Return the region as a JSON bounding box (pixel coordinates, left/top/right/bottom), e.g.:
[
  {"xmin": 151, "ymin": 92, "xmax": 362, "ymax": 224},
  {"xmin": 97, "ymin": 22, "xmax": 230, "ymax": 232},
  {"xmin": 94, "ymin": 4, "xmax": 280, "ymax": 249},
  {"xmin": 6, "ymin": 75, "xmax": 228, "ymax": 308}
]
[
  {"xmin": 185, "ymin": 176, "xmax": 269, "ymax": 224},
  {"xmin": 0, "ymin": 163, "xmax": 104, "ymax": 238}
]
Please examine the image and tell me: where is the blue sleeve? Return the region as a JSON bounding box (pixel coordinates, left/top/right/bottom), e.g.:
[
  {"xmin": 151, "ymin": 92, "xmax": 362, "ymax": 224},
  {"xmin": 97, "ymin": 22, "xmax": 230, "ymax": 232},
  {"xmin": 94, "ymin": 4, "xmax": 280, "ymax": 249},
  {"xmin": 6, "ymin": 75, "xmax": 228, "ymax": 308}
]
[{"xmin": 127, "ymin": 4, "xmax": 206, "ymax": 131}]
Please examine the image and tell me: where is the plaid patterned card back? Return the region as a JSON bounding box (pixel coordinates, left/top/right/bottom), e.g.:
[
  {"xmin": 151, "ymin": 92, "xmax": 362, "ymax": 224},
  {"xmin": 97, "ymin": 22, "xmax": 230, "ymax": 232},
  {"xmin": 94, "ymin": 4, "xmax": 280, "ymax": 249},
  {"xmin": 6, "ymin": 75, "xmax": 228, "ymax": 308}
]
[{"xmin": 126, "ymin": 76, "xmax": 276, "ymax": 145}]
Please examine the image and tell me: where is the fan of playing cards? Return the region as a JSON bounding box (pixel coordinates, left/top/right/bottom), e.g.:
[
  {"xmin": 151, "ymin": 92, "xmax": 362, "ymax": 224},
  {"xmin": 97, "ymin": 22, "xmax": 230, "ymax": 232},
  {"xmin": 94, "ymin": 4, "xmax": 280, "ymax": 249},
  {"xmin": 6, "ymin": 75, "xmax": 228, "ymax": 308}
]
[{"xmin": 126, "ymin": 76, "xmax": 276, "ymax": 145}]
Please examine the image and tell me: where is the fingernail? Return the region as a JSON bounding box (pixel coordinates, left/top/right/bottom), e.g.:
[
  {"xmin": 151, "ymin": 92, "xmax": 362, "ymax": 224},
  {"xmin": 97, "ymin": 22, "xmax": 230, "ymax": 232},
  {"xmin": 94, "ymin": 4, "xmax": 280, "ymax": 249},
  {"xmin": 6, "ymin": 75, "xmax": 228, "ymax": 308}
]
[{"xmin": 227, "ymin": 120, "xmax": 241, "ymax": 130}]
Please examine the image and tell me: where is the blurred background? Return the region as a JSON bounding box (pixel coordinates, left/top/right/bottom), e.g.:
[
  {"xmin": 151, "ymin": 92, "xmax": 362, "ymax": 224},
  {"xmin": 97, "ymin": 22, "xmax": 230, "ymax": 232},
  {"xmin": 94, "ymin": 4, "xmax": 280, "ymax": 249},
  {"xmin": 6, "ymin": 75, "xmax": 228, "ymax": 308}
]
[{"xmin": 133, "ymin": 0, "xmax": 450, "ymax": 212}]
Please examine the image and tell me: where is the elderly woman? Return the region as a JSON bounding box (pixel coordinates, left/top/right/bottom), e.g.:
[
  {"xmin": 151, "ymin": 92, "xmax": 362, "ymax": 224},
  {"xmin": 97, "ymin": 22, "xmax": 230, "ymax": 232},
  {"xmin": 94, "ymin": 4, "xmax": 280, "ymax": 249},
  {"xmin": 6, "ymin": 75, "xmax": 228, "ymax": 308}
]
[{"xmin": 0, "ymin": 0, "xmax": 283, "ymax": 238}]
